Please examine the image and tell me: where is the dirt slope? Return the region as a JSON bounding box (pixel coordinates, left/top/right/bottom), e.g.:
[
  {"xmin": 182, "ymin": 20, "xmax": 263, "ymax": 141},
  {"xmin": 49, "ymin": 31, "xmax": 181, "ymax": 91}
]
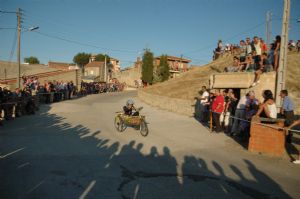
[{"xmin": 143, "ymin": 52, "xmax": 300, "ymax": 113}]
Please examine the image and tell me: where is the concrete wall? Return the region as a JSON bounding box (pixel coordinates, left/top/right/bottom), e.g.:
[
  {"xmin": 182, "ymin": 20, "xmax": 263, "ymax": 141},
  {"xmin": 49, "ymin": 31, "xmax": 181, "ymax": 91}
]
[
  {"xmin": 3, "ymin": 70, "xmax": 81, "ymax": 90},
  {"xmin": 113, "ymin": 67, "xmax": 141, "ymax": 87},
  {"xmin": 211, "ymin": 72, "xmax": 276, "ymax": 103},
  {"xmin": 38, "ymin": 70, "xmax": 78, "ymax": 84},
  {"xmin": 138, "ymin": 89, "xmax": 195, "ymax": 116}
]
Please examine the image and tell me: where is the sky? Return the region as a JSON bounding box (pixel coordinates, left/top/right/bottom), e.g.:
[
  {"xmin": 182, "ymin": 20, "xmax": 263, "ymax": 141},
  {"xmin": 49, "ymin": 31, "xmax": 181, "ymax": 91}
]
[{"xmin": 0, "ymin": 0, "xmax": 299, "ymax": 68}]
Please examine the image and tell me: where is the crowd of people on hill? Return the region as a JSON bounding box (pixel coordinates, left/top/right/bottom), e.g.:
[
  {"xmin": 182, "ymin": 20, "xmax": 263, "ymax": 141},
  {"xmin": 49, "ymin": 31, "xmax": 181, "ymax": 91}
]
[
  {"xmin": 195, "ymin": 86, "xmax": 295, "ymax": 143},
  {"xmin": 0, "ymin": 76, "xmax": 126, "ymax": 126},
  {"xmin": 215, "ymin": 36, "xmax": 300, "ymax": 87}
]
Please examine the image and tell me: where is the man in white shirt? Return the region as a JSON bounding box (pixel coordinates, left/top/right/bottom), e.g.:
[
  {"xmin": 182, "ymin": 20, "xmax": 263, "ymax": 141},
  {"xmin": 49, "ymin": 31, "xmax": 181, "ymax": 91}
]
[{"xmin": 195, "ymin": 86, "xmax": 209, "ymax": 123}]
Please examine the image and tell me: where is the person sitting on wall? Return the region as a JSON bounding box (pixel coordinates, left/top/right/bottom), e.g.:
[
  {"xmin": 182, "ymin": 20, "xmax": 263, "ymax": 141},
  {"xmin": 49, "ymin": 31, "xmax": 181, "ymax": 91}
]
[
  {"xmin": 224, "ymin": 56, "xmax": 243, "ymax": 72},
  {"xmin": 251, "ymin": 52, "xmax": 272, "ymax": 87},
  {"xmin": 123, "ymin": 99, "xmax": 139, "ymax": 116},
  {"xmin": 255, "ymin": 90, "xmax": 277, "ymax": 119}
]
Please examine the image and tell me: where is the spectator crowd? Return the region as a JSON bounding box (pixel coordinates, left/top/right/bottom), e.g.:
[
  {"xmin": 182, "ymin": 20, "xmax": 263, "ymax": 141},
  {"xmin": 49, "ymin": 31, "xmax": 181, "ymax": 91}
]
[
  {"xmin": 214, "ymin": 36, "xmax": 300, "ymax": 87},
  {"xmin": 195, "ymin": 86, "xmax": 295, "ymax": 144},
  {"xmin": 0, "ymin": 76, "xmax": 126, "ymax": 126}
]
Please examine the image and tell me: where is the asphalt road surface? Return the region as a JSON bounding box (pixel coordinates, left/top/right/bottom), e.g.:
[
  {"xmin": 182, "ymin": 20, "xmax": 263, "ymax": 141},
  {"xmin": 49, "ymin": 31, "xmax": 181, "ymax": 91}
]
[{"xmin": 1, "ymin": 91, "xmax": 300, "ymax": 199}]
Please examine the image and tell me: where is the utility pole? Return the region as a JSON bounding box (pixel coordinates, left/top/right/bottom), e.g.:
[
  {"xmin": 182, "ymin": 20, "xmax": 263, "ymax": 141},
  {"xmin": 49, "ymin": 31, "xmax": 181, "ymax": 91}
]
[
  {"xmin": 275, "ymin": 0, "xmax": 290, "ymax": 109},
  {"xmin": 265, "ymin": 11, "xmax": 272, "ymax": 46},
  {"xmin": 16, "ymin": 8, "xmax": 22, "ymax": 88},
  {"xmin": 104, "ymin": 54, "xmax": 107, "ymax": 83},
  {"xmin": 180, "ymin": 54, "xmax": 183, "ymax": 71}
]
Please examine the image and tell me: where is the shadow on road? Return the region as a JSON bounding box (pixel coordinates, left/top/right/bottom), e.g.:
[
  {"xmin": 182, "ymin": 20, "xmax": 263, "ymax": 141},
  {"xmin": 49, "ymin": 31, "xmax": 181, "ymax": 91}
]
[{"xmin": 0, "ymin": 105, "xmax": 293, "ymax": 199}]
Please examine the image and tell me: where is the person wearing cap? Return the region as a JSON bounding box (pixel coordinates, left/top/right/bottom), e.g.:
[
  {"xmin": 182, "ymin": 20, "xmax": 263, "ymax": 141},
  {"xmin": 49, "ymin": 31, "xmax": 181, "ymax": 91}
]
[{"xmin": 123, "ymin": 99, "xmax": 139, "ymax": 116}]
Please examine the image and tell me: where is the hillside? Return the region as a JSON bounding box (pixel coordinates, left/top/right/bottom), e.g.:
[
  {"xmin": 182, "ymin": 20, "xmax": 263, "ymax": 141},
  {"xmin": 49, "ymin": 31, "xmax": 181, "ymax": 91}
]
[
  {"xmin": 143, "ymin": 53, "xmax": 233, "ymax": 99},
  {"xmin": 143, "ymin": 52, "xmax": 300, "ymax": 112}
]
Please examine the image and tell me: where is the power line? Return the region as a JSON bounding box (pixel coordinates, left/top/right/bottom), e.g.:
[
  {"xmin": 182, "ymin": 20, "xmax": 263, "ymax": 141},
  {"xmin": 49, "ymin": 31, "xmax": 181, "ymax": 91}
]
[
  {"xmin": 32, "ymin": 30, "xmax": 139, "ymax": 54},
  {"xmin": 22, "ymin": 11, "xmax": 136, "ymax": 52},
  {"xmin": 0, "ymin": 27, "xmax": 17, "ymax": 30},
  {"xmin": 184, "ymin": 21, "xmax": 266, "ymax": 55},
  {"xmin": 0, "ymin": 10, "xmax": 16, "ymax": 14},
  {"xmin": 8, "ymin": 25, "xmax": 17, "ymax": 62}
]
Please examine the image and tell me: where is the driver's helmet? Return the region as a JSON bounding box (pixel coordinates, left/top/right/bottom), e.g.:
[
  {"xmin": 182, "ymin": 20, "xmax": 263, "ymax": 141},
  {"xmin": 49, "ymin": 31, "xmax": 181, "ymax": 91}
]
[{"xmin": 126, "ymin": 99, "xmax": 134, "ymax": 106}]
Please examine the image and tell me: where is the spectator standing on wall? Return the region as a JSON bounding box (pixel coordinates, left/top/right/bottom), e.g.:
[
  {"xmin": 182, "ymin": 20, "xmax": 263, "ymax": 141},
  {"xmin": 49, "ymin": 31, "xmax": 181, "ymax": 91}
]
[
  {"xmin": 239, "ymin": 40, "xmax": 247, "ymax": 62},
  {"xmin": 260, "ymin": 38, "xmax": 268, "ymax": 53},
  {"xmin": 253, "ymin": 36, "xmax": 262, "ymax": 56},
  {"xmin": 268, "ymin": 43, "xmax": 275, "ymax": 67},
  {"xmin": 273, "ymin": 35, "xmax": 281, "ymax": 71},
  {"xmin": 212, "ymin": 89, "xmax": 224, "ymax": 133},
  {"xmin": 245, "ymin": 37, "xmax": 253, "ymax": 55},
  {"xmin": 214, "ymin": 40, "xmax": 223, "ymax": 60},
  {"xmin": 280, "ymin": 90, "xmax": 295, "ymax": 143}
]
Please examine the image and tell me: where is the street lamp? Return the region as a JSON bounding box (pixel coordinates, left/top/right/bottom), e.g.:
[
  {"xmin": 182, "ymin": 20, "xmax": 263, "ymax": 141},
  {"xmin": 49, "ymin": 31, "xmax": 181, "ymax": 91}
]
[{"xmin": 28, "ymin": 26, "xmax": 39, "ymax": 31}]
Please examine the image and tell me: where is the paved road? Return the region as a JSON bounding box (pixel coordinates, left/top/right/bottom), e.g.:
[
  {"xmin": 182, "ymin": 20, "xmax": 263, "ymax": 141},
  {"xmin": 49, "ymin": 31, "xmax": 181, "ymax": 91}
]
[{"xmin": 1, "ymin": 91, "xmax": 300, "ymax": 199}]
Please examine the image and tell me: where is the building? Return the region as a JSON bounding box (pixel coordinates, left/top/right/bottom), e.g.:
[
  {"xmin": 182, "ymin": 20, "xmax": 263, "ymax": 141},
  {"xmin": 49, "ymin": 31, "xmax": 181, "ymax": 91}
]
[
  {"xmin": 155, "ymin": 55, "xmax": 191, "ymax": 78},
  {"xmin": 110, "ymin": 57, "xmax": 121, "ymax": 72},
  {"xmin": 83, "ymin": 59, "xmax": 115, "ymax": 82},
  {"xmin": 83, "ymin": 61, "xmax": 105, "ymax": 82}
]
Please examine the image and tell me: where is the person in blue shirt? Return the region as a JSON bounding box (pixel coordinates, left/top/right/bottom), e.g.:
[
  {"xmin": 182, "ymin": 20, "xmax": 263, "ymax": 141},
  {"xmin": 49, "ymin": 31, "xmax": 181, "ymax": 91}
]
[{"xmin": 280, "ymin": 90, "xmax": 295, "ymax": 143}]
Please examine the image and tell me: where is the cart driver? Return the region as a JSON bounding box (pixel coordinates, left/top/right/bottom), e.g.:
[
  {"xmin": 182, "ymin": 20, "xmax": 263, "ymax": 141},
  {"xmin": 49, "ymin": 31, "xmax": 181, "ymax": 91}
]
[{"xmin": 123, "ymin": 99, "xmax": 139, "ymax": 116}]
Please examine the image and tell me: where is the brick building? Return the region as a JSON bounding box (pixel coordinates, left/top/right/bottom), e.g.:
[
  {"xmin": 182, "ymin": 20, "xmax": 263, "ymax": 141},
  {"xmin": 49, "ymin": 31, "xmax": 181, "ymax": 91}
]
[{"xmin": 155, "ymin": 56, "xmax": 191, "ymax": 78}]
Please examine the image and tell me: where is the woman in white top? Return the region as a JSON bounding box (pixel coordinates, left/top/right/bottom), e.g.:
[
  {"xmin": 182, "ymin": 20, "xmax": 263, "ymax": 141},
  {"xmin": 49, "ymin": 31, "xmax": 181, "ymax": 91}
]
[{"xmin": 255, "ymin": 90, "xmax": 277, "ymax": 118}]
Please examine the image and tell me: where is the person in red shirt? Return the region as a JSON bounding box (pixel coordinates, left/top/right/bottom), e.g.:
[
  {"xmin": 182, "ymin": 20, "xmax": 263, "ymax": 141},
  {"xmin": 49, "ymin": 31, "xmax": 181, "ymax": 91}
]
[{"xmin": 212, "ymin": 89, "xmax": 225, "ymax": 132}]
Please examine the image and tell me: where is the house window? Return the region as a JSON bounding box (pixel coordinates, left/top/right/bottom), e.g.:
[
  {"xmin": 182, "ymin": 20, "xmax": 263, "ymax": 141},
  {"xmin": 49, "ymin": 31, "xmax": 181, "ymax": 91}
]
[{"xmin": 90, "ymin": 70, "xmax": 94, "ymax": 75}]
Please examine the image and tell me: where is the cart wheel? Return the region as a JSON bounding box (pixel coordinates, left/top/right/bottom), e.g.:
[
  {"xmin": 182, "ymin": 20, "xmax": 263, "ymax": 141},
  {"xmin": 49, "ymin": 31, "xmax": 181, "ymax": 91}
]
[
  {"xmin": 114, "ymin": 116, "xmax": 126, "ymax": 132},
  {"xmin": 140, "ymin": 120, "xmax": 149, "ymax": 137}
]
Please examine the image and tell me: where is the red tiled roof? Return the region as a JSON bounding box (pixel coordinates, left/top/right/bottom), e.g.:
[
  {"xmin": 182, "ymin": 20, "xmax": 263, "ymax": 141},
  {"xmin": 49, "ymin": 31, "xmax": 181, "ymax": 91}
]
[
  {"xmin": 155, "ymin": 56, "xmax": 191, "ymax": 63},
  {"xmin": 85, "ymin": 61, "xmax": 105, "ymax": 68}
]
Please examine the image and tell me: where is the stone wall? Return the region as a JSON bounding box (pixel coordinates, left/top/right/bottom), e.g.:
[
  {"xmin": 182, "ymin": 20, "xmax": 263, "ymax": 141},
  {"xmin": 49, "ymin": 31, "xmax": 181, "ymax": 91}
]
[
  {"xmin": 3, "ymin": 70, "xmax": 81, "ymax": 90},
  {"xmin": 113, "ymin": 67, "xmax": 141, "ymax": 87},
  {"xmin": 138, "ymin": 89, "xmax": 195, "ymax": 116}
]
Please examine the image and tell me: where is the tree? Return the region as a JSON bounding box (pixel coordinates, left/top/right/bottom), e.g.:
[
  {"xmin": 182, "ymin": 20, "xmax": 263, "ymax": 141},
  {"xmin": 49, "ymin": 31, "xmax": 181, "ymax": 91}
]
[
  {"xmin": 159, "ymin": 55, "xmax": 170, "ymax": 81},
  {"xmin": 95, "ymin": 53, "xmax": 110, "ymax": 63},
  {"xmin": 73, "ymin": 52, "xmax": 90, "ymax": 68},
  {"xmin": 24, "ymin": 56, "xmax": 40, "ymax": 64},
  {"xmin": 141, "ymin": 49, "xmax": 154, "ymax": 85}
]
